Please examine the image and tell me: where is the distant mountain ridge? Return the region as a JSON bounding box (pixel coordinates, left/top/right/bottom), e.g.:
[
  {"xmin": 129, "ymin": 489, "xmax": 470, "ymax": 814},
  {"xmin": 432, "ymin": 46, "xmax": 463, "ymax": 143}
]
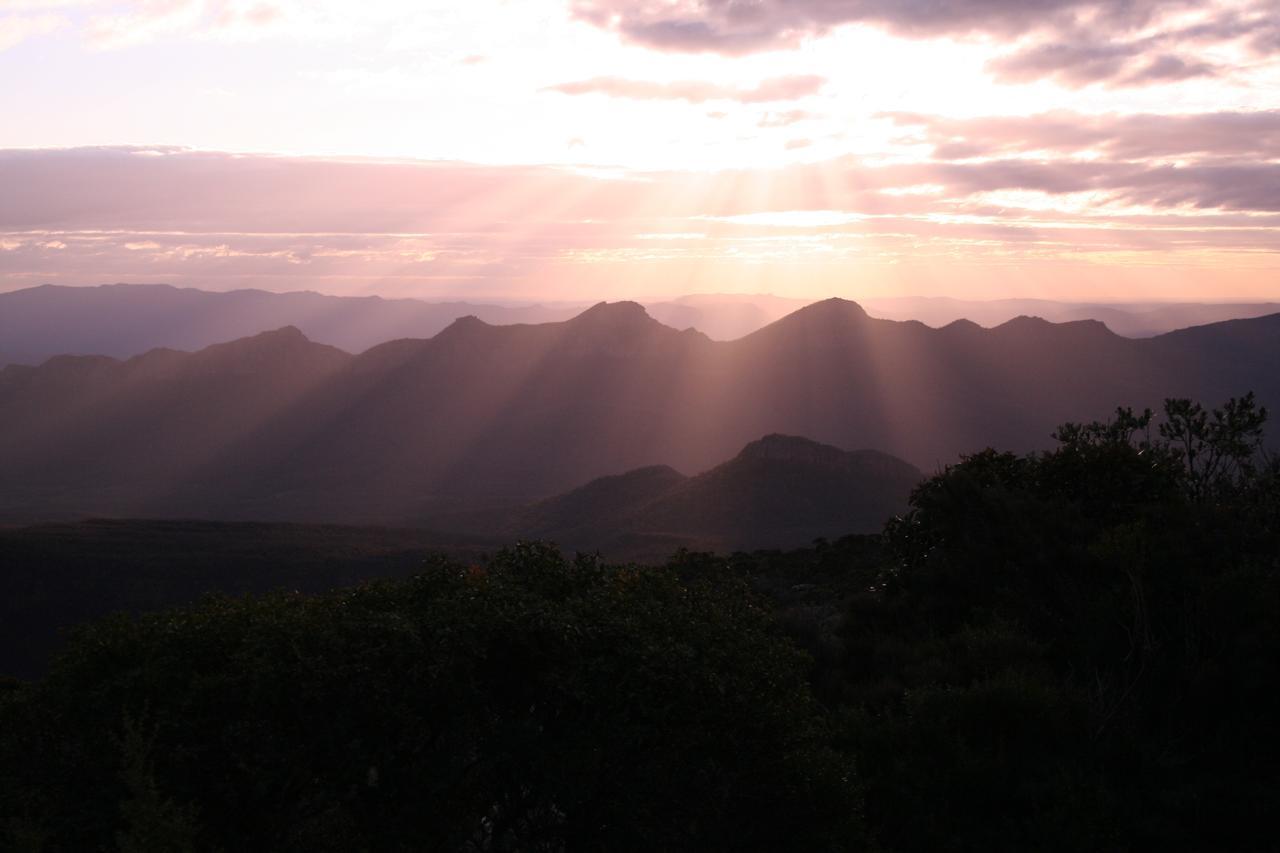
[
  {"xmin": 855, "ymin": 295, "xmax": 1280, "ymax": 338},
  {"xmin": 3, "ymin": 283, "xmax": 1278, "ymax": 366},
  {"xmin": 1, "ymin": 298, "xmax": 1277, "ymax": 525},
  {"xmin": 0, "ymin": 283, "xmax": 586, "ymax": 367}
]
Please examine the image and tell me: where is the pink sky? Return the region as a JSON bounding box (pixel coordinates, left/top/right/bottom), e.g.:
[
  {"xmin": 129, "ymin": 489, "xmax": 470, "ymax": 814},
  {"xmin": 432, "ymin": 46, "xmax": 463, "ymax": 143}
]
[{"xmin": 1, "ymin": 0, "xmax": 1278, "ymax": 301}]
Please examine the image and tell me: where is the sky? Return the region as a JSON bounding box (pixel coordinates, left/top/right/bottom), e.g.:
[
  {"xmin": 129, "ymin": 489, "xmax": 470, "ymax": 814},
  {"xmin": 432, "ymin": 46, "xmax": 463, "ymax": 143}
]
[{"xmin": 2, "ymin": 0, "xmax": 1279, "ymax": 302}]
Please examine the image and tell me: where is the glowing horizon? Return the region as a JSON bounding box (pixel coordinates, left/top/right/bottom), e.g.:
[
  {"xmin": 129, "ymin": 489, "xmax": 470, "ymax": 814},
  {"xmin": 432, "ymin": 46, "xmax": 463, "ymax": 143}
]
[{"xmin": 2, "ymin": 0, "xmax": 1278, "ymax": 301}]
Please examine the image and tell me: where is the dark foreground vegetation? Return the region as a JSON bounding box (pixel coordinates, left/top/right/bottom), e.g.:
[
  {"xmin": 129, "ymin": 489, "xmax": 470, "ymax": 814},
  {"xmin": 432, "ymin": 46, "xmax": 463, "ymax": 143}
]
[
  {"xmin": 2, "ymin": 396, "xmax": 1278, "ymax": 851},
  {"xmin": 0, "ymin": 520, "xmax": 488, "ymax": 680}
]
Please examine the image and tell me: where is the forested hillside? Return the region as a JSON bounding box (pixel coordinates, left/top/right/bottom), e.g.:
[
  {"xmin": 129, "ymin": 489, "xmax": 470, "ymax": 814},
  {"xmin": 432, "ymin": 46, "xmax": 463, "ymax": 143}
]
[{"xmin": 3, "ymin": 395, "xmax": 1276, "ymax": 851}]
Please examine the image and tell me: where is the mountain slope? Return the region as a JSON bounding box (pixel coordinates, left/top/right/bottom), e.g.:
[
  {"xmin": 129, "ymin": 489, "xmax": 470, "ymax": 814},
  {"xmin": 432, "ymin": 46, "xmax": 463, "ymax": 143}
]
[
  {"xmin": 0, "ymin": 299, "xmax": 1276, "ymax": 524},
  {"xmin": 0, "ymin": 328, "xmax": 352, "ymax": 520},
  {"xmin": 456, "ymin": 435, "xmax": 922, "ymax": 556},
  {"xmin": 639, "ymin": 434, "xmax": 921, "ymax": 544}
]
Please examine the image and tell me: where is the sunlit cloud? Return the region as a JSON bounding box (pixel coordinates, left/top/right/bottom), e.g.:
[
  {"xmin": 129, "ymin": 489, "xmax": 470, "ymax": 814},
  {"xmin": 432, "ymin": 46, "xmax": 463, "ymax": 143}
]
[
  {"xmin": 1, "ymin": 146, "xmax": 1276, "ymax": 300},
  {"xmin": 0, "ymin": 10, "xmax": 63, "ymax": 49},
  {"xmin": 572, "ymin": 0, "xmax": 1276, "ymax": 87},
  {"xmin": 545, "ymin": 74, "xmax": 826, "ymax": 103},
  {"xmin": 886, "ymin": 109, "xmax": 1280, "ymax": 160},
  {"xmin": 987, "ymin": 41, "xmax": 1221, "ymax": 88},
  {"xmin": 80, "ymin": 0, "xmax": 367, "ymax": 47},
  {"xmin": 757, "ymin": 110, "xmax": 819, "ymax": 128}
]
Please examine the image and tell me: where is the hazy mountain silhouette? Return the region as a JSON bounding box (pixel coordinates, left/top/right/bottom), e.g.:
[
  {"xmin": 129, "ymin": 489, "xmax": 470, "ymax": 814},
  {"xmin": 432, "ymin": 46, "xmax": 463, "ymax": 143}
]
[
  {"xmin": 0, "ymin": 283, "xmax": 584, "ymax": 366},
  {"xmin": 0, "ymin": 285, "xmax": 802, "ymax": 365},
  {"xmin": 0, "ymin": 327, "xmax": 352, "ymax": 520},
  {"xmin": 4, "ymin": 284, "xmax": 1277, "ymax": 367},
  {"xmin": 1, "ymin": 299, "xmax": 1276, "ymax": 524},
  {"xmin": 857, "ymin": 295, "xmax": 1280, "ymax": 338},
  {"xmin": 451, "ymin": 434, "xmax": 921, "ymax": 556}
]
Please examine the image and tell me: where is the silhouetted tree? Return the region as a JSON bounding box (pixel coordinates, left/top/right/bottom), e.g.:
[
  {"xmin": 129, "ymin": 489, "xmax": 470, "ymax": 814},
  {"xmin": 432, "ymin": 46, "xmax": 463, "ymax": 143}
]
[{"xmin": 826, "ymin": 395, "xmax": 1280, "ymax": 852}]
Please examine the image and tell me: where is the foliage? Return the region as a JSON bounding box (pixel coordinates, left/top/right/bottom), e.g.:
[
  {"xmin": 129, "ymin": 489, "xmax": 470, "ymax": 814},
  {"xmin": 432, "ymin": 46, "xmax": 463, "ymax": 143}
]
[
  {"xmin": 0, "ymin": 544, "xmax": 859, "ymax": 852},
  {"xmin": 828, "ymin": 396, "xmax": 1280, "ymax": 851},
  {"xmin": 3, "ymin": 395, "xmax": 1277, "ymax": 852}
]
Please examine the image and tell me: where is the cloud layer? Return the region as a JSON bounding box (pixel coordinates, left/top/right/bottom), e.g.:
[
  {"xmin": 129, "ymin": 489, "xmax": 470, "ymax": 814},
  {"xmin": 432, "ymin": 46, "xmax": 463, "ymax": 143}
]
[
  {"xmin": 2, "ymin": 145, "xmax": 1276, "ymax": 300},
  {"xmin": 546, "ymin": 74, "xmax": 826, "ymax": 103},
  {"xmin": 572, "ymin": 0, "xmax": 1278, "ymax": 87},
  {"xmin": 2, "ymin": 2, "xmax": 1278, "ymax": 301},
  {"xmin": 0, "ymin": 11, "xmax": 64, "ymax": 50},
  {"xmin": 887, "ymin": 109, "xmax": 1280, "ymax": 160}
]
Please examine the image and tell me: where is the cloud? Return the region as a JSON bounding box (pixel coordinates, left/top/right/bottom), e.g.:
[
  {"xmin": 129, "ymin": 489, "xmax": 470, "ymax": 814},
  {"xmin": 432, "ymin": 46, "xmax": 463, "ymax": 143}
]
[
  {"xmin": 758, "ymin": 109, "xmax": 818, "ymax": 128},
  {"xmin": 5, "ymin": 145, "xmax": 1280, "ymax": 235},
  {"xmin": 570, "ymin": 0, "xmax": 1187, "ymax": 50},
  {"xmin": 0, "ymin": 11, "xmax": 63, "ymax": 50},
  {"xmin": 0, "ymin": 147, "xmax": 618, "ymax": 234},
  {"xmin": 1, "ymin": 146, "xmax": 1277, "ymax": 301},
  {"xmin": 988, "ymin": 39, "xmax": 1220, "ymax": 88},
  {"xmin": 83, "ymin": 0, "xmax": 331, "ymax": 48},
  {"xmin": 2, "ymin": 0, "xmax": 398, "ymax": 49},
  {"xmin": 544, "ymin": 74, "xmax": 826, "ymax": 103},
  {"xmin": 571, "ymin": 0, "xmax": 1273, "ymax": 87},
  {"xmin": 1121, "ymin": 54, "xmax": 1219, "ymax": 84},
  {"xmin": 988, "ymin": 40, "xmax": 1144, "ymax": 86},
  {"xmin": 887, "ymin": 109, "xmax": 1280, "ymax": 160},
  {"xmin": 0, "ymin": 1, "xmax": 90, "ymax": 9},
  {"xmin": 1113, "ymin": 162, "xmax": 1280, "ymax": 212}
]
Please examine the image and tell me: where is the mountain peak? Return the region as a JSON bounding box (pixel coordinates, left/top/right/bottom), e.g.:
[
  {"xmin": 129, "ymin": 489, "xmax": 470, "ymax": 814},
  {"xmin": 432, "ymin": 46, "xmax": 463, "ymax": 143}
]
[
  {"xmin": 268, "ymin": 324, "xmax": 306, "ymax": 340},
  {"xmin": 571, "ymin": 301, "xmax": 654, "ymax": 327},
  {"xmin": 940, "ymin": 318, "xmax": 983, "ymax": 333},
  {"xmin": 749, "ymin": 298, "xmax": 870, "ymax": 341},
  {"xmin": 736, "ymin": 434, "xmax": 847, "ymax": 465},
  {"xmin": 802, "ymin": 297, "xmax": 870, "ymax": 317},
  {"xmin": 193, "ymin": 325, "xmax": 349, "ymax": 368},
  {"xmin": 205, "ymin": 325, "xmax": 309, "ymax": 347},
  {"xmin": 438, "ymin": 314, "xmax": 493, "ymax": 337},
  {"xmin": 994, "ymin": 315, "xmax": 1117, "ymax": 339},
  {"xmin": 563, "ymin": 302, "xmax": 676, "ymax": 347}
]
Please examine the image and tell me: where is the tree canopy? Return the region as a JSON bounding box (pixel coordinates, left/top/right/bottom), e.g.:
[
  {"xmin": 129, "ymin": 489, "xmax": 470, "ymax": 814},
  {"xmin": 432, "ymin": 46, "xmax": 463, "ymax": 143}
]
[{"xmin": 1, "ymin": 544, "xmax": 858, "ymax": 852}]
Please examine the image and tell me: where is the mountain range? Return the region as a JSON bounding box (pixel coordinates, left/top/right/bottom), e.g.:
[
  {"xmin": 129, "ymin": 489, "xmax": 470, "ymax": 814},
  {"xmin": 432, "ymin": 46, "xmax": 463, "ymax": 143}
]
[
  {"xmin": 3, "ymin": 296, "xmax": 1277, "ymax": 530},
  {"xmin": 3, "ymin": 284, "xmax": 1278, "ymax": 366},
  {"xmin": 855, "ymin": 296, "xmax": 1280, "ymax": 339},
  {"xmin": 0, "ymin": 283, "xmax": 584, "ymax": 367}
]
